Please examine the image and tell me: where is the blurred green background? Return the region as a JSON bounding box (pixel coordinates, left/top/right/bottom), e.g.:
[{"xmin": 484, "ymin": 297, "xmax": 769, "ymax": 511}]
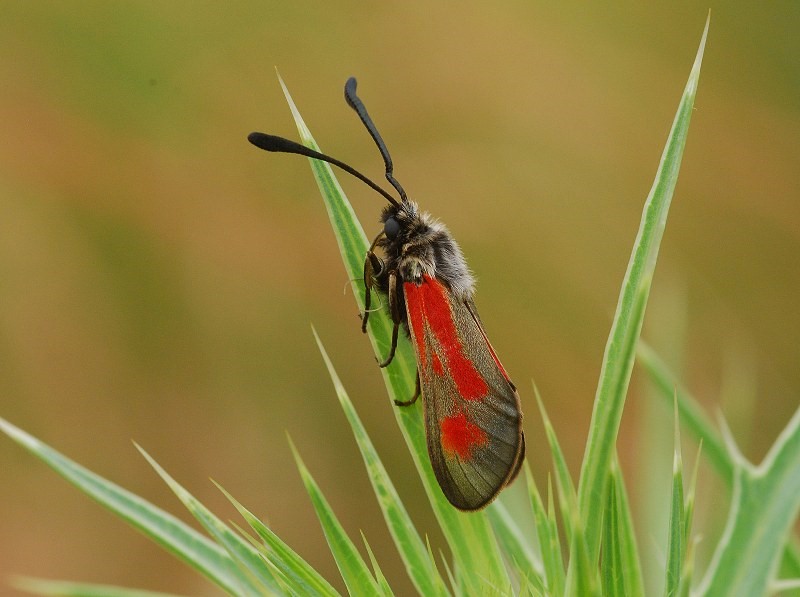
[{"xmin": 0, "ymin": 3, "xmax": 797, "ymax": 595}]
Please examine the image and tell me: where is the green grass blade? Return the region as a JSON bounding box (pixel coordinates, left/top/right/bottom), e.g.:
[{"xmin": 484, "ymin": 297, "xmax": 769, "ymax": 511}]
[
  {"xmin": 534, "ymin": 388, "xmax": 577, "ymax": 547},
  {"xmin": 288, "ymin": 438, "xmax": 384, "ymax": 596},
  {"xmin": 684, "ymin": 441, "xmax": 702, "ymax": 549},
  {"xmin": 679, "ymin": 537, "xmax": 699, "ymax": 597},
  {"xmin": 576, "ymin": 17, "xmax": 709, "ymax": 561},
  {"xmin": 637, "ymin": 342, "xmax": 730, "ymax": 482},
  {"xmin": 616, "ymin": 466, "xmax": 645, "ymax": 597},
  {"xmin": 361, "ymin": 532, "xmax": 393, "ymax": 597},
  {"xmin": 698, "ymin": 408, "xmax": 800, "ymax": 596},
  {"xmin": 215, "ymin": 483, "xmax": 341, "ymax": 597},
  {"xmin": 771, "ymin": 579, "xmax": 800, "ymax": 594},
  {"xmin": 485, "ymin": 500, "xmax": 545, "ymax": 592},
  {"xmin": 313, "ymin": 329, "xmax": 448, "ymax": 596},
  {"xmin": 664, "ymin": 409, "xmax": 685, "ymax": 597},
  {"xmin": 605, "ymin": 458, "xmax": 645, "ymax": 597},
  {"xmin": 564, "ymin": 513, "xmax": 600, "ymax": 597},
  {"xmin": 637, "ymin": 342, "xmax": 800, "ymax": 576},
  {"xmin": 135, "ymin": 446, "xmax": 279, "ymax": 596},
  {"xmin": 275, "ymin": 75, "xmax": 508, "ymax": 591},
  {"xmin": 11, "ymin": 578, "xmax": 185, "ymax": 597},
  {"xmin": 601, "ymin": 467, "xmax": 625, "ymax": 597},
  {"xmin": 0, "ymin": 418, "xmax": 249, "ymax": 596},
  {"xmin": 526, "ymin": 471, "xmax": 565, "ymax": 596},
  {"xmin": 226, "ymin": 521, "xmax": 294, "ymax": 594},
  {"xmin": 438, "ymin": 550, "xmax": 459, "ymax": 596}
]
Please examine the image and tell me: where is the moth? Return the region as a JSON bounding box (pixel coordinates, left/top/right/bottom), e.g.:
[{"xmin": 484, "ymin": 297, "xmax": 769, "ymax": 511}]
[{"xmin": 248, "ymin": 78, "xmax": 524, "ymax": 510}]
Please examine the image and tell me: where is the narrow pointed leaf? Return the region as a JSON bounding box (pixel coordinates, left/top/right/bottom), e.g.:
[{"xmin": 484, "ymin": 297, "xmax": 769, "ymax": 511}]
[
  {"xmin": 215, "ymin": 483, "xmax": 341, "ymax": 597},
  {"xmin": 684, "ymin": 441, "xmax": 703, "ymax": 548},
  {"xmin": 601, "ymin": 471, "xmax": 624, "ymax": 597},
  {"xmin": 486, "ymin": 500, "xmax": 545, "ymax": 592},
  {"xmin": 576, "ymin": 17, "xmax": 709, "ymax": 560},
  {"xmin": 603, "ymin": 458, "xmax": 644, "ymax": 597},
  {"xmin": 289, "ymin": 439, "xmax": 383, "ymax": 596},
  {"xmin": 136, "ymin": 446, "xmax": 279, "ymax": 596},
  {"xmin": 535, "ymin": 388, "xmax": 577, "ymax": 547},
  {"xmin": 361, "ymin": 532, "xmax": 393, "ymax": 597},
  {"xmin": 564, "ymin": 513, "xmax": 600, "ymax": 597},
  {"xmin": 525, "ymin": 466, "xmax": 564, "ymax": 597},
  {"xmin": 0, "ymin": 418, "xmax": 248, "ymax": 596},
  {"xmin": 637, "ymin": 342, "xmax": 800, "ymax": 575},
  {"xmin": 698, "ymin": 407, "xmax": 800, "ymax": 596},
  {"xmin": 679, "ymin": 537, "xmax": 699, "ymax": 597},
  {"xmin": 11, "ymin": 577, "xmax": 185, "ymax": 597},
  {"xmin": 771, "ymin": 579, "xmax": 800, "ymax": 594},
  {"xmin": 637, "ymin": 342, "xmax": 730, "ymax": 482},
  {"xmin": 313, "ymin": 329, "xmax": 447, "ymax": 596},
  {"xmin": 612, "ymin": 461, "xmax": 645, "ymax": 596},
  {"xmin": 664, "ymin": 410, "xmax": 684, "ymax": 597}
]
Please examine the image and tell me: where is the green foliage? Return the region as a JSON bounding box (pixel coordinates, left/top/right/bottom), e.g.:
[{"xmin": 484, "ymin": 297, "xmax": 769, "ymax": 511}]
[
  {"xmin": 601, "ymin": 459, "xmax": 644, "ymax": 597},
  {"xmin": 575, "ymin": 16, "xmax": 708, "ymax": 561},
  {"xmin": 10, "ymin": 577, "xmax": 183, "ymax": 597},
  {"xmin": 663, "ymin": 405, "xmax": 685, "ymax": 597},
  {"xmin": 2, "ymin": 15, "xmax": 798, "ymax": 597}
]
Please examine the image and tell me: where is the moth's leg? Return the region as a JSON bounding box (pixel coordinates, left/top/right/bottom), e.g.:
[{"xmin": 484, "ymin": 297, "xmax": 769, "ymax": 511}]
[
  {"xmin": 394, "ymin": 372, "xmax": 421, "ymax": 407},
  {"xmin": 361, "ymin": 232, "xmax": 385, "ymax": 333},
  {"xmin": 378, "ymin": 270, "xmax": 401, "ymax": 368},
  {"xmin": 361, "ymin": 253, "xmax": 375, "ymax": 332}
]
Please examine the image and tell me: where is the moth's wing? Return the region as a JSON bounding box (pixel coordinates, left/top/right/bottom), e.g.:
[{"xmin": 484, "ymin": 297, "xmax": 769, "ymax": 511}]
[
  {"xmin": 465, "ymin": 298, "xmax": 526, "ymax": 485},
  {"xmin": 404, "ymin": 276, "xmax": 524, "ymax": 510}
]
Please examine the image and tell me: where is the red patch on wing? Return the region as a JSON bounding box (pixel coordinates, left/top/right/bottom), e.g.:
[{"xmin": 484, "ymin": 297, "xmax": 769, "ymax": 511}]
[
  {"xmin": 407, "ymin": 287, "xmax": 427, "ymax": 366},
  {"xmin": 404, "ymin": 275, "xmax": 488, "ymax": 399},
  {"xmin": 440, "ymin": 412, "xmax": 488, "ymax": 459}
]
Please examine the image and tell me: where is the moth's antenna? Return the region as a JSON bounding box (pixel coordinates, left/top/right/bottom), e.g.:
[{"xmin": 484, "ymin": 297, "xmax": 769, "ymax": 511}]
[
  {"xmin": 344, "ymin": 77, "xmax": 408, "ymax": 203},
  {"xmin": 247, "ymin": 132, "xmax": 401, "ymax": 208}
]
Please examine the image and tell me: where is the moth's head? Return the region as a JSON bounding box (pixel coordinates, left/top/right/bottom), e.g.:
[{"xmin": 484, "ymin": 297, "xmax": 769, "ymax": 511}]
[{"xmin": 380, "ymin": 200, "xmax": 421, "ymax": 243}]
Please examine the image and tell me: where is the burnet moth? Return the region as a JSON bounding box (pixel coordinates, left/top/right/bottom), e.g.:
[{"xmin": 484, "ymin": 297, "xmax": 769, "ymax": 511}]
[{"xmin": 248, "ymin": 78, "xmax": 524, "ymax": 510}]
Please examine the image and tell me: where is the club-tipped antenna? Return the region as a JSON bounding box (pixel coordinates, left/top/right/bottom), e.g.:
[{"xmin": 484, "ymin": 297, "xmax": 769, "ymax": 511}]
[
  {"xmin": 344, "ymin": 77, "xmax": 408, "ymax": 203},
  {"xmin": 247, "ymin": 132, "xmax": 401, "ymax": 208}
]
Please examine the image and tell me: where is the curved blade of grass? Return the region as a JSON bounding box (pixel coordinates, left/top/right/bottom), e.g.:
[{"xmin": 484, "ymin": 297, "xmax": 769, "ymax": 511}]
[
  {"xmin": 637, "ymin": 342, "xmax": 800, "ymax": 575},
  {"xmin": 0, "ymin": 418, "xmax": 248, "ymax": 596},
  {"xmin": 601, "ymin": 466, "xmax": 624, "ymax": 597},
  {"xmin": 135, "ymin": 446, "xmax": 279, "ymax": 596},
  {"xmin": 361, "ymin": 532, "xmax": 393, "ymax": 597},
  {"xmin": 313, "ymin": 328, "xmax": 448, "ymax": 596},
  {"xmin": 684, "ymin": 442, "xmax": 702, "ymax": 554},
  {"xmin": 680, "ymin": 537, "xmax": 699, "ymax": 597},
  {"xmin": 276, "ymin": 75, "xmax": 508, "ymax": 591},
  {"xmin": 485, "ymin": 500, "xmax": 545, "ymax": 592},
  {"xmin": 679, "ymin": 479, "xmax": 701, "ymax": 597},
  {"xmin": 288, "ymin": 437, "xmax": 384, "ymax": 596},
  {"xmin": 601, "ymin": 458, "xmax": 644, "ymax": 597},
  {"xmin": 214, "ymin": 483, "xmax": 341, "ymax": 597},
  {"xmin": 698, "ymin": 407, "xmax": 800, "ymax": 596},
  {"xmin": 535, "ymin": 386, "xmax": 577, "ymax": 547},
  {"xmin": 11, "ymin": 577, "xmax": 185, "ymax": 597},
  {"xmin": 771, "ymin": 579, "xmax": 800, "ymax": 594},
  {"xmin": 637, "ymin": 342, "xmax": 729, "ymax": 482},
  {"xmin": 564, "ymin": 513, "xmax": 600, "ymax": 597},
  {"xmin": 614, "ymin": 459, "xmax": 645, "ymax": 597},
  {"xmin": 576, "ymin": 17, "xmax": 709, "ymax": 561},
  {"xmin": 526, "ymin": 469, "xmax": 565, "ymax": 596},
  {"xmin": 226, "ymin": 521, "xmax": 294, "ymax": 593},
  {"xmin": 663, "ymin": 406, "xmax": 685, "ymax": 597}
]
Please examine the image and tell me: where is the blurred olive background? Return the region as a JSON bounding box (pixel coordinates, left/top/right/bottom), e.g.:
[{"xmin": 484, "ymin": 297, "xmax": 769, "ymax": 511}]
[{"xmin": 0, "ymin": 3, "xmax": 798, "ymax": 595}]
